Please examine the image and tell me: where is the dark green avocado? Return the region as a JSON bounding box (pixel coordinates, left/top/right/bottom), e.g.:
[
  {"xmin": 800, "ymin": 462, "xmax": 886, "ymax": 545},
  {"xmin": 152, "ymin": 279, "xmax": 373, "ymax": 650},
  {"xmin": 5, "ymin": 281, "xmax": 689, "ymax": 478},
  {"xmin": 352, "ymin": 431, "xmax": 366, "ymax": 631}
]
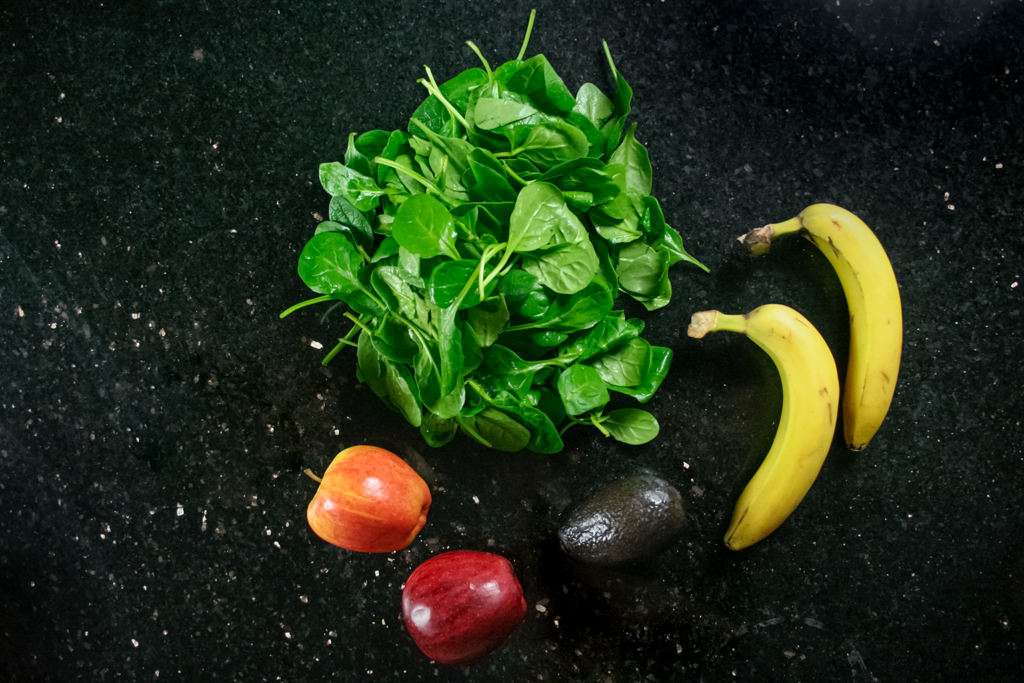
[{"xmin": 558, "ymin": 473, "xmax": 686, "ymax": 567}]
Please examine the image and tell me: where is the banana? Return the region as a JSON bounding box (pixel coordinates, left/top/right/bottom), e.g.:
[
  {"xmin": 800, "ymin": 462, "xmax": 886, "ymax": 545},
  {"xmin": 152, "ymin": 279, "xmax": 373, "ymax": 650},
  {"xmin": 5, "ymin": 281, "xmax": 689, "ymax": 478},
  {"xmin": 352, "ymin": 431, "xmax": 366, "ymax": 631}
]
[
  {"xmin": 688, "ymin": 304, "xmax": 839, "ymax": 550},
  {"xmin": 737, "ymin": 204, "xmax": 902, "ymax": 451}
]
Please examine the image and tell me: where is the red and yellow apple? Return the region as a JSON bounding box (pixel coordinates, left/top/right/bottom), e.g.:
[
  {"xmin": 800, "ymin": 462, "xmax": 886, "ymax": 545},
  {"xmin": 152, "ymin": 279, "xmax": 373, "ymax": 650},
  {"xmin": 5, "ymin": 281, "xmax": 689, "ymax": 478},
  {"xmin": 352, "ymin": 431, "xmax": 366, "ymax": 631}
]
[
  {"xmin": 305, "ymin": 445, "xmax": 431, "ymax": 553},
  {"xmin": 402, "ymin": 550, "xmax": 527, "ymax": 664}
]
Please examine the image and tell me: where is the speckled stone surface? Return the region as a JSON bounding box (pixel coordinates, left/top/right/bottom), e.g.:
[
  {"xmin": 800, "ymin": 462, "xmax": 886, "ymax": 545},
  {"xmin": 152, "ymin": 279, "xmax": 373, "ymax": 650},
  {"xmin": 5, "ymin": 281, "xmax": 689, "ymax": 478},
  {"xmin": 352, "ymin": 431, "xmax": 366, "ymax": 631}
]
[{"xmin": 2, "ymin": 1, "xmax": 1022, "ymax": 681}]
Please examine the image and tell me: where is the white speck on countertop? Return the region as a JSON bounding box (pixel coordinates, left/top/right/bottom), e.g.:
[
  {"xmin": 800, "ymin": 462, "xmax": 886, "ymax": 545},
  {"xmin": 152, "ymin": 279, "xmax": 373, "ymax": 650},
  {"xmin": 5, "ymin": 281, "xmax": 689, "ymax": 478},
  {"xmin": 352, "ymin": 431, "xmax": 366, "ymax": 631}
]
[
  {"xmin": 175, "ymin": 503, "xmax": 184, "ymax": 517},
  {"xmin": 310, "ymin": 340, "xmax": 323, "ymax": 349}
]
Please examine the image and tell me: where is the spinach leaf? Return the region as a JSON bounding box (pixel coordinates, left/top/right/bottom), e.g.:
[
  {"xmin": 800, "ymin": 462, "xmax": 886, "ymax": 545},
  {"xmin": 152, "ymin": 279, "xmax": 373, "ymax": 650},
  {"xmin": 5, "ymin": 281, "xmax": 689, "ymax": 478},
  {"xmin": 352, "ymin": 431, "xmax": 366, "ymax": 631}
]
[
  {"xmin": 557, "ymin": 364, "xmax": 610, "ymax": 416},
  {"xmin": 345, "ymin": 132, "xmax": 374, "ymax": 178},
  {"xmin": 504, "ymin": 54, "xmax": 577, "ymax": 115},
  {"xmin": 599, "ymin": 43, "xmax": 633, "ymax": 154},
  {"xmin": 327, "ymin": 195, "xmax": 374, "ymax": 249},
  {"xmin": 392, "ymin": 194, "xmax": 461, "ymax": 260},
  {"xmin": 490, "ymin": 394, "xmax": 564, "ymax": 454},
  {"xmin": 557, "ymin": 312, "xmax": 644, "ymax": 364},
  {"xmin": 320, "ymin": 162, "xmax": 383, "ymax": 212},
  {"xmin": 473, "ymin": 97, "xmax": 544, "ymax": 131},
  {"xmin": 607, "ymin": 344, "xmax": 672, "ymax": 403},
  {"xmin": 459, "ymin": 407, "xmax": 531, "ymax": 451},
  {"xmin": 513, "ymin": 121, "xmax": 590, "ymax": 171},
  {"xmin": 427, "ymin": 259, "xmax": 497, "ymax": 309},
  {"xmin": 508, "ymin": 181, "xmax": 585, "ymax": 252},
  {"xmin": 608, "ymin": 123, "xmax": 652, "ymax": 197},
  {"xmin": 356, "ymin": 328, "xmax": 390, "ymax": 400},
  {"xmin": 602, "ymin": 408, "xmax": 659, "ymax": 445},
  {"xmin": 298, "ymin": 231, "xmax": 364, "ymax": 296},
  {"xmin": 587, "ymin": 337, "xmax": 651, "ymax": 387},
  {"xmin": 615, "ymin": 240, "xmax": 669, "ymax": 301},
  {"xmin": 386, "ymin": 360, "xmax": 423, "ymax": 428},
  {"xmin": 372, "ymin": 314, "xmax": 419, "ymax": 365},
  {"xmin": 511, "ymin": 281, "xmax": 613, "ymax": 332},
  {"xmin": 465, "ymin": 296, "xmax": 509, "ymax": 347},
  {"xmin": 571, "ymin": 82, "xmax": 614, "ymax": 129},
  {"xmin": 520, "ymin": 239, "xmax": 599, "ymax": 295},
  {"xmin": 420, "ymin": 411, "xmax": 459, "ymax": 448}
]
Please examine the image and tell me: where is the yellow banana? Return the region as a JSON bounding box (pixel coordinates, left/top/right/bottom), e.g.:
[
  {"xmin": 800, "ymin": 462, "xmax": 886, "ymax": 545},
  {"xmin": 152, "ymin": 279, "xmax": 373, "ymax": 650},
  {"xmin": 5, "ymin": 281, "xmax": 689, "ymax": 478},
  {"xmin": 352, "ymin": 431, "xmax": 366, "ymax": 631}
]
[
  {"xmin": 737, "ymin": 204, "xmax": 902, "ymax": 451},
  {"xmin": 688, "ymin": 304, "xmax": 839, "ymax": 550}
]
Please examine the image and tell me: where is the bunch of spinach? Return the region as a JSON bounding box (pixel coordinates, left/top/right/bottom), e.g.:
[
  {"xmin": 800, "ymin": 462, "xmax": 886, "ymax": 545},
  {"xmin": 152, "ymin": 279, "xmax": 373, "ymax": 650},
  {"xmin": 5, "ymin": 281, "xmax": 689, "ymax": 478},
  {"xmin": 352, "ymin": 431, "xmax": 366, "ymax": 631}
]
[{"xmin": 282, "ymin": 12, "xmax": 708, "ymax": 453}]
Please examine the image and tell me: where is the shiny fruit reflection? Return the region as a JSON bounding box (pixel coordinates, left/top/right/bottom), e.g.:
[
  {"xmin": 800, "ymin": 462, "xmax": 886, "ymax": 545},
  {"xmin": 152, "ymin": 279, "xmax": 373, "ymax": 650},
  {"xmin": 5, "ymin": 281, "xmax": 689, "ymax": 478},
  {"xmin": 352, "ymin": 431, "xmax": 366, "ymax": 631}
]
[
  {"xmin": 402, "ymin": 550, "xmax": 527, "ymax": 665},
  {"xmin": 305, "ymin": 445, "xmax": 431, "ymax": 553}
]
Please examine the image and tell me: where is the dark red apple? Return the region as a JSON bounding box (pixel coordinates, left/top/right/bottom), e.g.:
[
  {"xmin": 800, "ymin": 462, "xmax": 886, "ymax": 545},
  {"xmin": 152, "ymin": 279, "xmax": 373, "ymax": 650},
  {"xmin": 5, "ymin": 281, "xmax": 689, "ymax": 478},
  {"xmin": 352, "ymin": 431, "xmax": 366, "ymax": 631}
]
[
  {"xmin": 306, "ymin": 445, "xmax": 431, "ymax": 553},
  {"xmin": 402, "ymin": 550, "xmax": 527, "ymax": 664}
]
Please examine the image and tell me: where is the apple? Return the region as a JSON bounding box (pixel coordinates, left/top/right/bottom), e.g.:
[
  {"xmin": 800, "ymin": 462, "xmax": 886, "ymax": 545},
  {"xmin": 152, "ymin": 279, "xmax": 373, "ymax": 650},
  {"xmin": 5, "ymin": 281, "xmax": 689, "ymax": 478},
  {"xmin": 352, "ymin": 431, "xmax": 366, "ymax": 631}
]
[
  {"xmin": 402, "ymin": 550, "xmax": 527, "ymax": 665},
  {"xmin": 305, "ymin": 445, "xmax": 431, "ymax": 553}
]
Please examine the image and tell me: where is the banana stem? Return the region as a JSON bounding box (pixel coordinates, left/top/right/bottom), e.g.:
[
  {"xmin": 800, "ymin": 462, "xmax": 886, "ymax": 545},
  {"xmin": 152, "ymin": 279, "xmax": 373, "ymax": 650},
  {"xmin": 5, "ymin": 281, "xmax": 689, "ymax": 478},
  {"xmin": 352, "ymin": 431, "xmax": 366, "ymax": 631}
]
[
  {"xmin": 687, "ymin": 310, "xmax": 757, "ymax": 338},
  {"xmin": 736, "ymin": 216, "xmax": 802, "ymax": 255}
]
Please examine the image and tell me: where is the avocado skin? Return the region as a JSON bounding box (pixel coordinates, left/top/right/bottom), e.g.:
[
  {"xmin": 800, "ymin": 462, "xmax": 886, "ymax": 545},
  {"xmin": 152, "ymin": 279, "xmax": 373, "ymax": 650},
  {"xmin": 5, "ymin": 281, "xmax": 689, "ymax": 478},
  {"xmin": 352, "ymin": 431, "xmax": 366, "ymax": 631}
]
[{"xmin": 558, "ymin": 474, "xmax": 686, "ymax": 567}]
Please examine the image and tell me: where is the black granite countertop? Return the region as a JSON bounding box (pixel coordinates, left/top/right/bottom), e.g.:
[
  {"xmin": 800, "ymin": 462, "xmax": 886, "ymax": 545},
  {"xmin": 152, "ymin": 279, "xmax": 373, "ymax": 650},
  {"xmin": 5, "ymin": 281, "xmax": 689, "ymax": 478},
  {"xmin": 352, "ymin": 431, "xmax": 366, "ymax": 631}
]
[{"xmin": 2, "ymin": 1, "xmax": 1022, "ymax": 681}]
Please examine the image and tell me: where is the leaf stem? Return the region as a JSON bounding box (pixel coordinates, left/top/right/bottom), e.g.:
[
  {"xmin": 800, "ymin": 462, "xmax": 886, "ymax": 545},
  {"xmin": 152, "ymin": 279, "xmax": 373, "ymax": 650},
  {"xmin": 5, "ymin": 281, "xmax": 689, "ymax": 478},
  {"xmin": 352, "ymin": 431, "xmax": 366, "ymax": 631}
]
[
  {"xmin": 516, "ymin": 10, "xmax": 537, "ymax": 61},
  {"xmin": 589, "ymin": 413, "xmax": 612, "ymax": 437},
  {"xmin": 280, "ymin": 294, "xmax": 334, "ymax": 319},
  {"xmin": 419, "ymin": 68, "xmax": 470, "ymax": 130},
  {"xmin": 465, "ymin": 41, "xmax": 492, "ymax": 79},
  {"xmin": 457, "ymin": 416, "xmax": 493, "ymax": 448},
  {"xmin": 373, "ymin": 157, "xmax": 447, "ymax": 202},
  {"xmin": 501, "ymin": 161, "xmax": 531, "ymax": 187},
  {"xmin": 321, "ymin": 321, "xmax": 362, "ymax": 366},
  {"xmin": 344, "ymin": 312, "xmax": 373, "ymax": 334}
]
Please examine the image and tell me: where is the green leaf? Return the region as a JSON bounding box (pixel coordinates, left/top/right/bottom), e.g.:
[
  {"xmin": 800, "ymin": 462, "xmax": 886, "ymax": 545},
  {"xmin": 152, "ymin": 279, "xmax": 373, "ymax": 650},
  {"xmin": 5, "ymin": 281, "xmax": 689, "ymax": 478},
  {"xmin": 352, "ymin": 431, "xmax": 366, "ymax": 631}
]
[
  {"xmin": 459, "ymin": 407, "xmax": 531, "ymax": 451},
  {"xmin": 600, "ymin": 43, "xmax": 633, "ymax": 155},
  {"xmin": 608, "ymin": 123, "xmax": 652, "ymax": 197},
  {"xmin": 514, "ymin": 121, "xmax": 590, "ymax": 171},
  {"xmin": 602, "ymin": 408, "xmax": 659, "ymax": 445},
  {"xmin": 327, "ymin": 195, "xmax": 374, "ymax": 249},
  {"xmin": 504, "ymin": 54, "xmax": 577, "ymax": 115},
  {"xmin": 298, "ymin": 231, "xmax": 363, "ymax": 296},
  {"xmin": 571, "ymin": 82, "xmax": 614, "ymax": 128},
  {"xmin": 513, "ymin": 281, "xmax": 613, "ymax": 332},
  {"xmin": 392, "ymin": 194, "xmax": 460, "ymax": 260},
  {"xmin": 319, "ymin": 162, "xmax": 382, "ymax": 212},
  {"xmin": 356, "ymin": 328, "xmax": 390, "ymax": 399},
  {"xmin": 386, "ymin": 360, "xmax": 423, "ymax": 428},
  {"xmin": 420, "ymin": 412, "xmax": 459, "ymax": 448},
  {"xmin": 608, "ymin": 345, "xmax": 672, "ymax": 403},
  {"xmin": 616, "ymin": 240, "xmax": 669, "ymax": 300},
  {"xmin": 371, "ymin": 314, "xmax": 419, "ymax": 364},
  {"xmin": 587, "ymin": 337, "xmax": 651, "ymax": 387},
  {"xmin": 653, "ymin": 223, "xmax": 709, "ymax": 272},
  {"xmin": 473, "ymin": 97, "xmax": 544, "ymax": 130},
  {"xmin": 490, "ymin": 394, "xmax": 564, "ymax": 454},
  {"xmin": 465, "ymin": 296, "xmax": 509, "ymax": 347},
  {"xmin": 557, "ymin": 364, "xmax": 610, "ymax": 416},
  {"xmin": 521, "ymin": 239, "xmax": 599, "ymax": 295},
  {"xmin": 344, "ymin": 132, "xmax": 373, "ymax": 177},
  {"xmin": 427, "ymin": 259, "xmax": 497, "ymax": 309},
  {"xmin": 508, "ymin": 181, "xmax": 586, "ymax": 252}
]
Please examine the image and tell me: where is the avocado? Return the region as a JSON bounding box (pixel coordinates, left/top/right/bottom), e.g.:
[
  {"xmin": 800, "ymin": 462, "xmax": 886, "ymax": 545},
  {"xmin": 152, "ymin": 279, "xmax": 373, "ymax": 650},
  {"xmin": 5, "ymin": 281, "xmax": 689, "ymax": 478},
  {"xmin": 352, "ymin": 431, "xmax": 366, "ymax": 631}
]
[{"xmin": 558, "ymin": 473, "xmax": 686, "ymax": 567}]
